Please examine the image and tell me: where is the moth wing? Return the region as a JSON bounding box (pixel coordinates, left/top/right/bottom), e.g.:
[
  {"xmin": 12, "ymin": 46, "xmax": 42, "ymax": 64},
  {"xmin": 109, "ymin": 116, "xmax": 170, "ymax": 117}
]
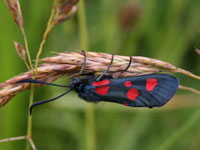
[{"xmin": 90, "ymin": 74, "xmax": 179, "ymax": 108}]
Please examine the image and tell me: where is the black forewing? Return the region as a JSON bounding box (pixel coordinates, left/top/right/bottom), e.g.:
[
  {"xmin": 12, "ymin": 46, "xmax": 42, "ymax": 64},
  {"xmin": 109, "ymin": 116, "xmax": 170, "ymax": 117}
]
[{"xmin": 89, "ymin": 74, "xmax": 179, "ymax": 108}]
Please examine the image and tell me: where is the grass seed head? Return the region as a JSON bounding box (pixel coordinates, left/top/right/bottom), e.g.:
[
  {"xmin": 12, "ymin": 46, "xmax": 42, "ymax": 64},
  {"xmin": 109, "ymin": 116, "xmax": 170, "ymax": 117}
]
[
  {"xmin": 53, "ymin": 0, "xmax": 79, "ymax": 24},
  {"xmin": 4, "ymin": 0, "xmax": 24, "ymax": 28},
  {"xmin": 0, "ymin": 51, "xmax": 200, "ymax": 107},
  {"xmin": 14, "ymin": 41, "xmax": 26, "ymax": 61}
]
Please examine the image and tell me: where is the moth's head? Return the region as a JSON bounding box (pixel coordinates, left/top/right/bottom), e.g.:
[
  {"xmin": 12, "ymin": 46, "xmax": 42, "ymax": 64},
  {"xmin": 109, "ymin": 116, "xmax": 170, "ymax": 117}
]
[{"xmin": 70, "ymin": 77, "xmax": 81, "ymax": 90}]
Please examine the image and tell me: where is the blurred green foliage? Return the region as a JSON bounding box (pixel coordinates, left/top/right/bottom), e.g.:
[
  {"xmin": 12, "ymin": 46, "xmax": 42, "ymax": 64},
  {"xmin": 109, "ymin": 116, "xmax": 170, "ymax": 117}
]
[{"xmin": 0, "ymin": 0, "xmax": 200, "ymax": 150}]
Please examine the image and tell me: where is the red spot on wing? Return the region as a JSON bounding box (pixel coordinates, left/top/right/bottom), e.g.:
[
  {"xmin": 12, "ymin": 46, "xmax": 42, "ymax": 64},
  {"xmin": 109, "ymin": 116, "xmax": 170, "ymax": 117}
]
[
  {"xmin": 124, "ymin": 81, "xmax": 132, "ymax": 87},
  {"xmin": 123, "ymin": 103, "xmax": 129, "ymax": 106},
  {"xmin": 95, "ymin": 86, "xmax": 110, "ymax": 95},
  {"xmin": 146, "ymin": 78, "xmax": 158, "ymax": 91},
  {"xmin": 92, "ymin": 80, "xmax": 110, "ymax": 86},
  {"xmin": 127, "ymin": 88, "xmax": 139, "ymax": 101}
]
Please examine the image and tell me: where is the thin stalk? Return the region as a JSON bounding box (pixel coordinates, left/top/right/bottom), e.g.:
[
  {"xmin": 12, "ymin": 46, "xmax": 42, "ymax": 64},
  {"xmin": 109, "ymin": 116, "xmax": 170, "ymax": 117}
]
[
  {"xmin": 78, "ymin": 0, "xmax": 89, "ymax": 50},
  {"xmin": 0, "ymin": 136, "xmax": 26, "ymax": 143},
  {"xmin": 20, "ymin": 27, "xmax": 34, "ymax": 71},
  {"xmin": 78, "ymin": 1, "xmax": 96, "ymax": 150},
  {"xmin": 19, "ymin": 12, "xmax": 35, "ymax": 150},
  {"xmin": 34, "ymin": 9, "xmax": 55, "ymax": 76},
  {"xmin": 28, "ymin": 138, "xmax": 37, "ymax": 150},
  {"xmin": 85, "ymin": 104, "xmax": 96, "ymax": 150},
  {"xmin": 25, "ymin": 4, "xmax": 56, "ymax": 150},
  {"xmin": 158, "ymin": 109, "xmax": 200, "ymax": 150},
  {"xmin": 179, "ymin": 85, "xmax": 200, "ymax": 95},
  {"xmin": 24, "ymin": 61, "xmax": 31, "ymax": 70},
  {"xmin": 25, "ymin": 84, "xmax": 34, "ymax": 150}
]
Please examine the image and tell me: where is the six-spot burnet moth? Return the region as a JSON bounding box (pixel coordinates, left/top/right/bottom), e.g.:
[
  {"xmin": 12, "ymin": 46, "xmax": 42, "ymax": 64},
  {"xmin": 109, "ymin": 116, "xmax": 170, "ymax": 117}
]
[{"xmin": 16, "ymin": 51, "xmax": 179, "ymax": 114}]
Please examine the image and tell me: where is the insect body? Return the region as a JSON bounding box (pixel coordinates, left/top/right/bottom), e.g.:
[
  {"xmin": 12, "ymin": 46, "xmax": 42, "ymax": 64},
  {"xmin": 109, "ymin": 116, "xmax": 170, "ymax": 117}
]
[
  {"xmin": 16, "ymin": 52, "xmax": 179, "ymax": 114},
  {"xmin": 71, "ymin": 73, "xmax": 179, "ymax": 107}
]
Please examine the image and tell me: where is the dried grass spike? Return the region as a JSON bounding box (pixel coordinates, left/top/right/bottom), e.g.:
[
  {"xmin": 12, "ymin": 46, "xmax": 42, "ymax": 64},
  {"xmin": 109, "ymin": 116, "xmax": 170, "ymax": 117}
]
[
  {"xmin": 14, "ymin": 41, "xmax": 26, "ymax": 61},
  {"xmin": 1, "ymin": 51, "xmax": 200, "ymax": 107},
  {"xmin": 195, "ymin": 48, "xmax": 200, "ymax": 56},
  {"xmin": 53, "ymin": 0, "xmax": 79, "ymax": 25},
  {"xmin": 4, "ymin": 0, "xmax": 24, "ymax": 27}
]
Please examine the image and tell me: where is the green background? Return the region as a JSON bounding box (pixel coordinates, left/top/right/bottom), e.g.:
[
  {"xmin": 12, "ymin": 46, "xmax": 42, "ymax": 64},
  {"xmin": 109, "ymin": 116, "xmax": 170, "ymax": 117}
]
[{"xmin": 0, "ymin": 0, "xmax": 200, "ymax": 150}]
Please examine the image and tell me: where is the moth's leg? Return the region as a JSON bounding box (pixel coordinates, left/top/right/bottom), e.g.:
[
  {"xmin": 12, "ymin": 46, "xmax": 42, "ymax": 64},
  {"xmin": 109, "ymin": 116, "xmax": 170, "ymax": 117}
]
[
  {"xmin": 96, "ymin": 54, "xmax": 114, "ymax": 81},
  {"xmin": 79, "ymin": 50, "xmax": 87, "ymax": 75},
  {"xmin": 115, "ymin": 56, "xmax": 132, "ymax": 79},
  {"xmin": 96, "ymin": 75, "xmax": 113, "ymax": 80},
  {"xmin": 79, "ymin": 50, "xmax": 96, "ymax": 78}
]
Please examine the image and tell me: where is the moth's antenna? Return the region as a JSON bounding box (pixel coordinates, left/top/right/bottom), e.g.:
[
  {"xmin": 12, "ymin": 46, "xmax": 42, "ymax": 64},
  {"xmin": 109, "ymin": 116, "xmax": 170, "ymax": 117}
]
[
  {"xmin": 16, "ymin": 79, "xmax": 70, "ymax": 88},
  {"xmin": 30, "ymin": 89, "xmax": 72, "ymax": 115}
]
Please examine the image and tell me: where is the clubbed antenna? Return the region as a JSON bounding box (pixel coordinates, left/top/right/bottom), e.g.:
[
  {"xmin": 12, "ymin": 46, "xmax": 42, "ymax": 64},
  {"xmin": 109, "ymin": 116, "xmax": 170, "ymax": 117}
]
[
  {"xmin": 30, "ymin": 89, "xmax": 72, "ymax": 115},
  {"xmin": 15, "ymin": 78, "xmax": 72, "ymax": 115},
  {"xmin": 16, "ymin": 79, "xmax": 70, "ymax": 88}
]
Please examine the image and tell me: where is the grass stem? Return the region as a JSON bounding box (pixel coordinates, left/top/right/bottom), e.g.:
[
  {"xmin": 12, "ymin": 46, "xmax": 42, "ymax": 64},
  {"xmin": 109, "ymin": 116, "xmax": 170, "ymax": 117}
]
[
  {"xmin": 25, "ymin": 3, "xmax": 55, "ymax": 150},
  {"xmin": 159, "ymin": 109, "xmax": 200, "ymax": 150},
  {"xmin": 25, "ymin": 84, "xmax": 34, "ymax": 150},
  {"xmin": 34, "ymin": 8, "xmax": 55, "ymax": 76},
  {"xmin": 78, "ymin": 1, "xmax": 96, "ymax": 150},
  {"xmin": 20, "ymin": 27, "xmax": 33, "ymax": 71}
]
